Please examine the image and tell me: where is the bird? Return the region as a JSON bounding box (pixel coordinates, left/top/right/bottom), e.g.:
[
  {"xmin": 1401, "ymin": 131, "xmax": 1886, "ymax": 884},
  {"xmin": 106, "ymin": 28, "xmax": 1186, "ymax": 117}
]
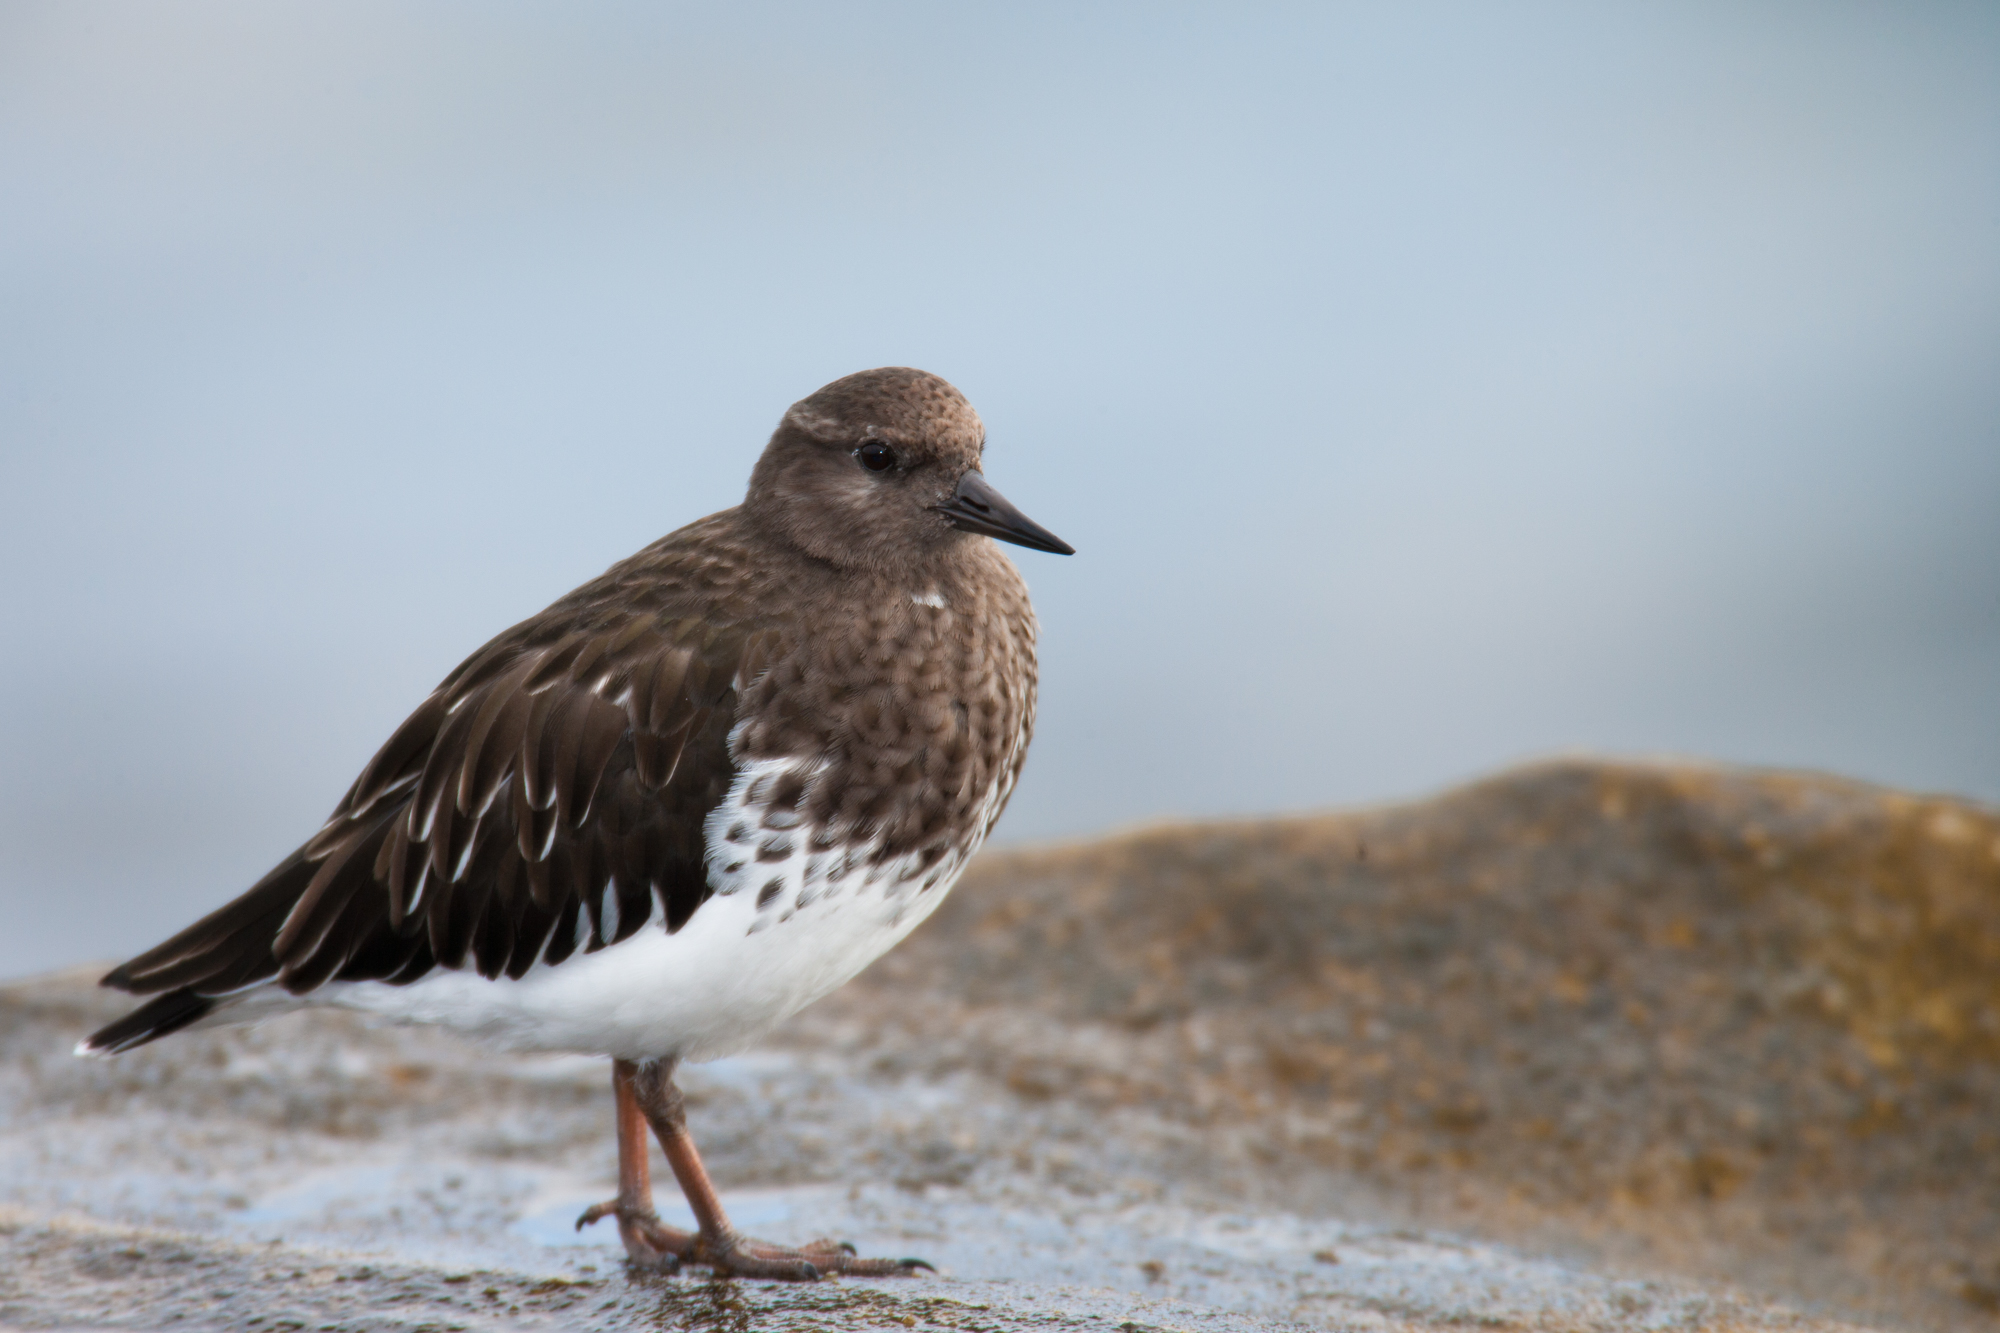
[{"xmin": 78, "ymin": 367, "xmax": 1073, "ymax": 1280}]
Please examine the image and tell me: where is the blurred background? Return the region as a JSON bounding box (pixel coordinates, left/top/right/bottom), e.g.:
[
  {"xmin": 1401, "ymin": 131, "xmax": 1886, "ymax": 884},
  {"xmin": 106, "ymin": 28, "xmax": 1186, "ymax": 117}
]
[{"xmin": 1, "ymin": 1, "xmax": 1995, "ymax": 980}]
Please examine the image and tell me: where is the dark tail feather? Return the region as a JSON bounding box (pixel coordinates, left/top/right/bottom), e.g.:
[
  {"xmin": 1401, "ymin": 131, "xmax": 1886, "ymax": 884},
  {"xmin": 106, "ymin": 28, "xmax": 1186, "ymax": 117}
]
[
  {"xmin": 78, "ymin": 989, "xmax": 218, "ymax": 1056},
  {"xmin": 100, "ymin": 850, "xmax": 314, "ymax": 994}
]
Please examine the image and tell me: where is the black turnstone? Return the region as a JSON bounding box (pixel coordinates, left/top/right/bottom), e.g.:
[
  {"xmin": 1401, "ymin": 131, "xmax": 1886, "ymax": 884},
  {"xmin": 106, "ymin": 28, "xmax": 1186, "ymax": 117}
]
[{"xmin": 80, "ymin": 367, "xmax": 1072, "ymax": 1280}]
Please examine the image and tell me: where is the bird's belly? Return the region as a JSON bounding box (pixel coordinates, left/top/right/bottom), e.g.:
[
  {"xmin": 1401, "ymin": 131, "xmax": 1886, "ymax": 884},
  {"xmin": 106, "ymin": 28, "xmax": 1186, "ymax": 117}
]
[{"xmin": 325, "ymin": 859, "xmax": 963, "ymax": 1062}]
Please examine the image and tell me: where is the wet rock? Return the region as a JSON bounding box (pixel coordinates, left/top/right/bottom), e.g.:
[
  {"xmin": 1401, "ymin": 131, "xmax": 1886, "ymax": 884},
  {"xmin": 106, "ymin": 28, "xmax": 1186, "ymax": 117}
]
[{"xmin": 6, "ymin": 759, "xmax": 1993, "ymax": 1331}]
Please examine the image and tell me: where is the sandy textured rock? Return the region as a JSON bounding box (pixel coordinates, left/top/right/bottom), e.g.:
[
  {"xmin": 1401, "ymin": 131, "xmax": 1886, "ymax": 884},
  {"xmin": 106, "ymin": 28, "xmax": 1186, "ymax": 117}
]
[
  {"xmin": 4, "ymin": 759, "xmax": 1995, "ymax": 1331},
  {"xmin": 829, "ymin": 759, "xmax": 2000, "ymax": 1330}
]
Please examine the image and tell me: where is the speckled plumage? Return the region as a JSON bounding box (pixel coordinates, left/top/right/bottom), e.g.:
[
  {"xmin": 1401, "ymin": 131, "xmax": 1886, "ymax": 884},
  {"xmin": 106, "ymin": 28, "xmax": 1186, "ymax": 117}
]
[{"xmin": 85, "ymin": 368, "xmax": 1062, "ymax": 1065}]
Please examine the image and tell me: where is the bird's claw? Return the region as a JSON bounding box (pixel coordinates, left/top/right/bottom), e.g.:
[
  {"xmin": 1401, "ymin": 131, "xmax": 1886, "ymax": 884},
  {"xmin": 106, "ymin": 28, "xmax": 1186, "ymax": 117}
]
[
  {"xmin": 576, "ymin": 1198, "xmax": 686, "ymax": 1272},
  {"xmin": 577, "ymin": 1198, "xmax": 928, "ymax": 1280},
  {"xmin": 577, "ymin": 1206, "xmax": 929, "ymax": 1281},
  {"xmin": 701, "ymin": 1233, "xmax": 932, "ymax": 1280}
]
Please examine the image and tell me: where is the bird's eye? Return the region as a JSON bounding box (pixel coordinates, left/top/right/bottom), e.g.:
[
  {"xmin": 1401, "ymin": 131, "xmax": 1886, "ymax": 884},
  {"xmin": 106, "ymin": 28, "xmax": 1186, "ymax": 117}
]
[{"xmin": 855, "ymin": 442, "xmax": 897, "ymax": 472}]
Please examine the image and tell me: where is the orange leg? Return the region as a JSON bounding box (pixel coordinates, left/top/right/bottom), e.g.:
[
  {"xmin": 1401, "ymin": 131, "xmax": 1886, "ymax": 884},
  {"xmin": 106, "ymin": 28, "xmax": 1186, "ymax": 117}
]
[
  {"xmin": 576, "ymin": 1057, "xmax": 932, "ymax": 1280},
  {"xmin": 573, "ymin": 1059, "xmax": 692, "ymax": 1270}
]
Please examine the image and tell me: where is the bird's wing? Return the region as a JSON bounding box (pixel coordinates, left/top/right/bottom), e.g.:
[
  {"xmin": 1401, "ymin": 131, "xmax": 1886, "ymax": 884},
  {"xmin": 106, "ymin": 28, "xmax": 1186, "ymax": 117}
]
[{"xmin": 104, "ymin": 603, "xmax": 782, "ymax": 1000}]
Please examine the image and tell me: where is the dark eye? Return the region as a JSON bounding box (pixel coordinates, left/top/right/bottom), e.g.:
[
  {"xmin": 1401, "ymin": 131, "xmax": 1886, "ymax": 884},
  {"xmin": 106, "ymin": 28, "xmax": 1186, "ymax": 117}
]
[{"xmin": 855, "ymin": 442, "xmax": 897, "ymax": 472}]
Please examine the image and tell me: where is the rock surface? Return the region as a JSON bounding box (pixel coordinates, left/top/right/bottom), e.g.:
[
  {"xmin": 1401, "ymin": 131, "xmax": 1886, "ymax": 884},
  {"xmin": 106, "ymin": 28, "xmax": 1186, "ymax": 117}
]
[{"xmin": 4, "ymin": 759, "xmax": 1996, "ymax": 1332}]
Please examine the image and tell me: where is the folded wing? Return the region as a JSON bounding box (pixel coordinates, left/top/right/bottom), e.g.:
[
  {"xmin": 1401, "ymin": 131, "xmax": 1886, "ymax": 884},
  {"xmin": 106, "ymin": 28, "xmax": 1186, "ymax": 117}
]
[{"xmin": 101, "ymin": 610, "xmax": 774, "ymax": 1013}]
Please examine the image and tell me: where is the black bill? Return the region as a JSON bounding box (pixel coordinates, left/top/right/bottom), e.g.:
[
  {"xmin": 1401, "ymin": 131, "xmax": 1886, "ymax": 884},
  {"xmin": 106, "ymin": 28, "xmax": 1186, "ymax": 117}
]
[{"xmin": 936, "ymin": 470, "xmax": 1075, "ymax": 555}]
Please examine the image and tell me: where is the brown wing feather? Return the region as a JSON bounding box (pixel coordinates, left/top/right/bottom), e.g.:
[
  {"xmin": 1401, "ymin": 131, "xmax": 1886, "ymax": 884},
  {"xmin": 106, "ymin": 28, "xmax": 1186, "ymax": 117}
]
[{"xmin": 105, "ymin": 584, "xmax": 768, "ymax": 1003}]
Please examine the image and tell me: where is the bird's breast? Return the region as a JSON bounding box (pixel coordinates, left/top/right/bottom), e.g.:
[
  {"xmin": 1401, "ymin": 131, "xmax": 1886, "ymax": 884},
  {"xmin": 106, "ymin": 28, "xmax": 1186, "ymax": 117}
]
[{"xmin": 710, "ymin": 567, "xmax": 1035, "ymax": 929}]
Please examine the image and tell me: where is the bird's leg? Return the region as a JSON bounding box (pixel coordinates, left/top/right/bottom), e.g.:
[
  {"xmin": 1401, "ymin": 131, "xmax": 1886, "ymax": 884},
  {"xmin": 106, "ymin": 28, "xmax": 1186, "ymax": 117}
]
[
  {"xmin": 574, "ymin": 1058, "xmax": 694, "ymax": 1270},
  {"xmin": 627, "ymin": 1058, "xmax": 934, "ymax": 1281}
]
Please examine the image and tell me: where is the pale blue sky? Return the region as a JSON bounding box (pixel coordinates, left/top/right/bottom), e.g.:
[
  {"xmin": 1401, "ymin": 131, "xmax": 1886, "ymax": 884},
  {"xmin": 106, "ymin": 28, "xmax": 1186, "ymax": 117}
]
[{"xmin": 2, "ymin": 1, "xmax": 1996, "ymax": 977}]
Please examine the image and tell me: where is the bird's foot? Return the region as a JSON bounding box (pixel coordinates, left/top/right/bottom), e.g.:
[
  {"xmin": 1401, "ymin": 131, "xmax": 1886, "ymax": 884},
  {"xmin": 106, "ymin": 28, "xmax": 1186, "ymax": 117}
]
[
  {"xmin": 575, "ymin": 1198, "xmax": 688, "ymax": 1272},
  {"xmin": 693, "ymin": 1231, "xmax": 935, "ymax": 1281},
  {"xmin": 576, "ymin": 1203, "xmax": 932, "ymax": 1281}
]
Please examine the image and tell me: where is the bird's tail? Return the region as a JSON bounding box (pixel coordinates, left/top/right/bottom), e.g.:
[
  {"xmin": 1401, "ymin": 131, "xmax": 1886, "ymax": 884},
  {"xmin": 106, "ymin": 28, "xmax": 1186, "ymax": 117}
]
[
  {"xmin": 78, "ymin": 848, "xmax": 317, "ymax": 1057},
  {"xmin": 76, "ymin": 988, "xmax": 218, "ymax": 1056}
]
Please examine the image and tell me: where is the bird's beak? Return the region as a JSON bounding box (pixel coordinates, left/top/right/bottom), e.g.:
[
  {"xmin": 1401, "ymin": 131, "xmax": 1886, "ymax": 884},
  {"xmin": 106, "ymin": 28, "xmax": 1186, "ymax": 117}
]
[{"xmin": 937, "ymin": 470, "xmax": 1075, "ymax": 555}]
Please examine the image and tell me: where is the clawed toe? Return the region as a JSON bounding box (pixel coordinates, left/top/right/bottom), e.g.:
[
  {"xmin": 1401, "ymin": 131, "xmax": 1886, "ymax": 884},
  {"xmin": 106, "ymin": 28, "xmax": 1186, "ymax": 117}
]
[
  {"xmin": 829, "ymin": 1254, "xmax": 935, "ymax": 1278},
  {"xmin": 574, "ymin": 1199, "xmax": 619, "ymax": 1230},
  {"xmin": 576, "ymin": 1197, "xmax": 689, "ymax": 1271},
  {"xmin": 688, "ymin": 1233, "xmax": 933, "ymax": 1281},
  {"xmin": 578, "ymin": 1203, "xmax": 932, "ymax": 1282},
  {"xmin": 757, "ymin": 1240, "xmax": 933, "ymax": 1278},
  {"xmin": 705, "ymin": 1241, "xmax": 821, "ymax": 1281}
]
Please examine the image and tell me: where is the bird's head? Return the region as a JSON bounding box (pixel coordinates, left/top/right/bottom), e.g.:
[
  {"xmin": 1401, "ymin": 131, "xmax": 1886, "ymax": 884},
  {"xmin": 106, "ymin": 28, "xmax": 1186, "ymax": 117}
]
[{"xmin": 746, "ymin": 367, "xmax": 1073, "ymax": 572}]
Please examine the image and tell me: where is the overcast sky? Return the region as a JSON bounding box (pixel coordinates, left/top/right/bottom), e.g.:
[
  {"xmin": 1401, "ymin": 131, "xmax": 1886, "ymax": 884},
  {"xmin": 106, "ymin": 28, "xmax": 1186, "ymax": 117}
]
[{"xmin": 3, "ymin": 1, "xmax": 1996, "ymax": 978}]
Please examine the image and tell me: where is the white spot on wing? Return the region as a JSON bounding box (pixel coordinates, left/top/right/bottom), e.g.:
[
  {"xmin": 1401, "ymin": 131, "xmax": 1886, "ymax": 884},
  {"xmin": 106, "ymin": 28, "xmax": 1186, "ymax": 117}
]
[
  {"xmin": 910, "ymin": 588, "xmax": 947, "ymax": 609},
  {"xmin": 598, "ymin": 882, "xmax": 621, "ymax": 943}
]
